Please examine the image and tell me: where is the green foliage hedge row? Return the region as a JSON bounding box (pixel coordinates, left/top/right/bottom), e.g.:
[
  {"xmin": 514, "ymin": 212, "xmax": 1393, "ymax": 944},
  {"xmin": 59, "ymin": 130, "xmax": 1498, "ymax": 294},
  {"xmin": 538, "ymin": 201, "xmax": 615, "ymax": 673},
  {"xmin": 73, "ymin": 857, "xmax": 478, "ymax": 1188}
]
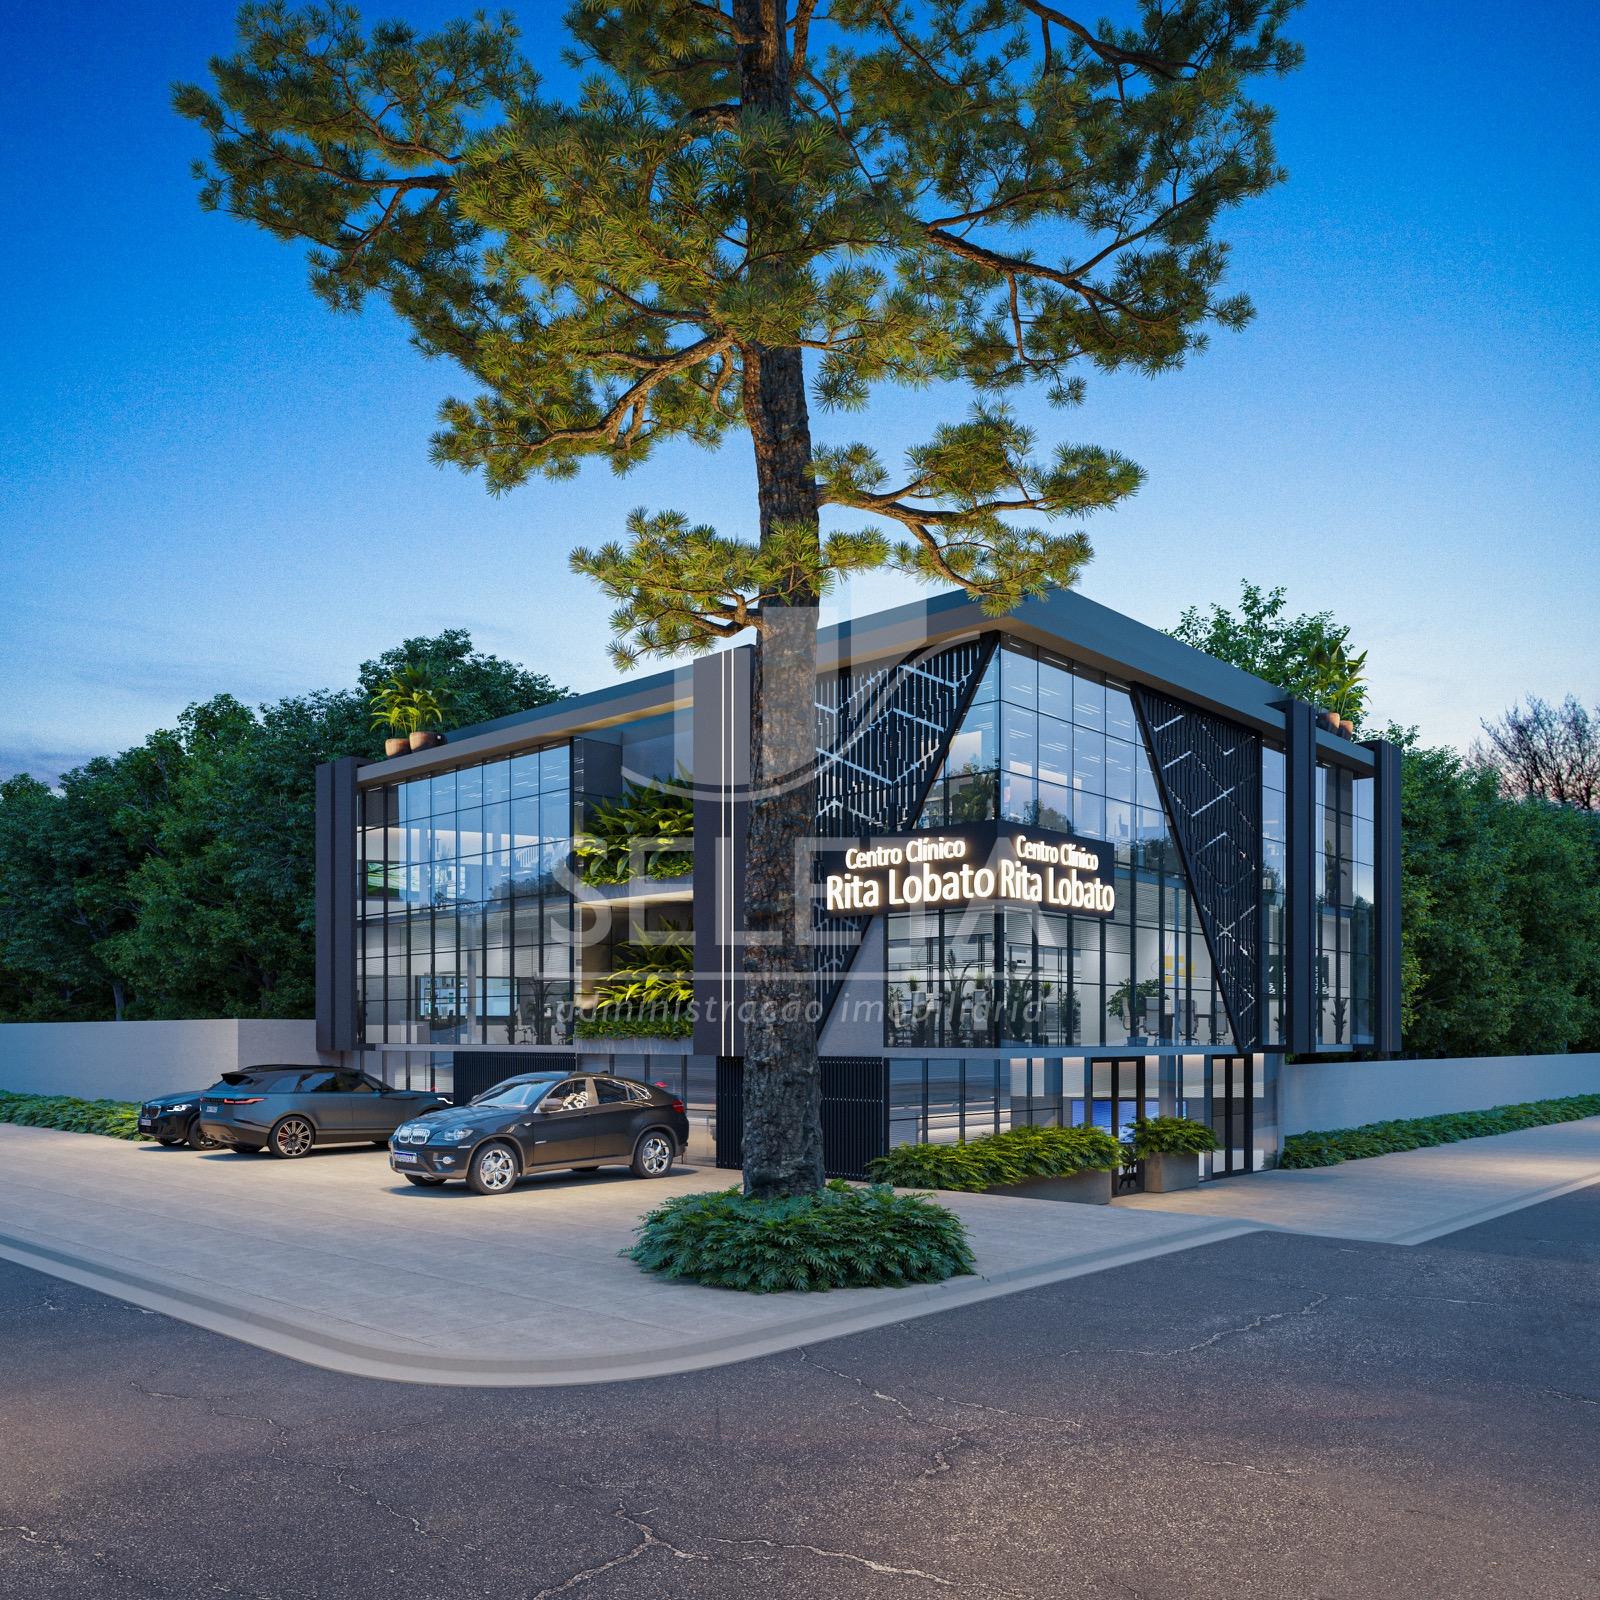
[
  {"xmin": 1279, "ymin": 1093, "xmax": 1600, "ymax": 1168},
  {"xmin": 867, "ymin": 1123, "xmax": 1121, "ymax": 1191},
  {"xmin": 1125, "ymin": 1115, "xmax": 1220, "ymax": 1158},
  {"xmin": 574, "ymin": 1013, "xmax": 693, "ymax": 1039},
  {"xmin": 0, "ymin": 1090, "xmax": 146, "ymax": 1140},
  {"xmin": 628, "ymin": 1181, "xmax": 975, "ymax": 1293}
]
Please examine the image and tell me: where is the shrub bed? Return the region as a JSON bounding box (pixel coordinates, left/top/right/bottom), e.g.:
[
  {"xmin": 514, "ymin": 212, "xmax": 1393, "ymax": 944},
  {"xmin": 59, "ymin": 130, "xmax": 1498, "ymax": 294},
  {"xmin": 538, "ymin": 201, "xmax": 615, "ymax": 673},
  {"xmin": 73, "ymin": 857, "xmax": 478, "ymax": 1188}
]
[
  {"xmin": 867, "ymin": 1123, "xmax": 1121, "ymax": 1192},
  {"xmin": 1124, "ymin": 1115, "xmax": 1219, "ymax": 1159},
  {"xmin": 1279, "ymin": 1093, "xmax": 1600, "ymax": 1169},
  {"xmin": 627, "ymin": 1181, "xmax": 974, "ymax": 1293},
  {"xmin": 0, "ymin": 1090, "xmax": 146, "ymax": 1141}
]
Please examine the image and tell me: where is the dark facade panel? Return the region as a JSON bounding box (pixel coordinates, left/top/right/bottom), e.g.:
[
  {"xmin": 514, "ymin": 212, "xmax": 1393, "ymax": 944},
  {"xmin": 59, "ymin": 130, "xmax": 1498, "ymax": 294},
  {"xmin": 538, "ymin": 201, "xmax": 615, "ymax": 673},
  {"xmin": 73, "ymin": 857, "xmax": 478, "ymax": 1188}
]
[
  {"xmin": 1133, "ymin": 689, "xmax": 1264, "ymax": 1050},
  {"xmin": 1368, "ymin": 737, "xmax": 1404, "ymax": 1056},
  {"xmin": 314, "ymin": 756, "xmax": 363, "ymax": 1054},
  {"xmin": 1283, "ymin": 700, "xmax": 1318, "ymax": 1056},
  {"xmin": 812, "ymin": 635, "xmax": 998, "ymax": 1013},
  {"xmin": 692, "ymin": 649, "xmax": 752, "ymax": 1057}
]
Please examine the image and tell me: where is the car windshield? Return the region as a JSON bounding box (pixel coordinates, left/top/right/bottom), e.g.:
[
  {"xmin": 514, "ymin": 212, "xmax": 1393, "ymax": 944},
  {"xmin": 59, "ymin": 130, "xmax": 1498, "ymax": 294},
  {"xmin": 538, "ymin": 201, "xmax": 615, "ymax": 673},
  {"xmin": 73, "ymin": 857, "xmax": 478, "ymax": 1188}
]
[{"xmin": 472, "ymin": 1078, "xmax": 562, "ymax": 1109}]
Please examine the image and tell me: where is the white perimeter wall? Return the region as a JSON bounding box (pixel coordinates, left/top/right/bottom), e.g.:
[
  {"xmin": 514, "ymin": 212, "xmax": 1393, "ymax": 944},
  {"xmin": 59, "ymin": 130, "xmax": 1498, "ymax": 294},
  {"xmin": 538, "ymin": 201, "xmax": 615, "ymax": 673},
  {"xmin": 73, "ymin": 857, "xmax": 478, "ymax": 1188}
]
[
  {"xmin": 1279, "ymin": 1052, "xmax": 1600, "ymax": 1136},
  {"xmin": 0, "ymin": 1020, "xmax": 341, "ymax": 1104}
]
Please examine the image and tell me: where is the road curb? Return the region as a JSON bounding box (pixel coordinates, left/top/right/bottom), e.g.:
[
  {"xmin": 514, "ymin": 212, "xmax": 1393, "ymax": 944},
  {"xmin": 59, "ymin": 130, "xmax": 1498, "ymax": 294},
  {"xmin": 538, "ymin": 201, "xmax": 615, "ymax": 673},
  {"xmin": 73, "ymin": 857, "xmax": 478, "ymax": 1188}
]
[{"xmin": 0, "ymin": 1217, "xmax": 1257, "ymax": 1389}]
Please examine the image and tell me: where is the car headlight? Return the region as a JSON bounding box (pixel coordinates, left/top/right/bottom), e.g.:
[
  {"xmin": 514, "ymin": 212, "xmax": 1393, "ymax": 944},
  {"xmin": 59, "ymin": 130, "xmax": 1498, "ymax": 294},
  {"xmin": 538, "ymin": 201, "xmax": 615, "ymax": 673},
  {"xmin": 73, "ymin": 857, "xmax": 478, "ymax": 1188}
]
[
  {"xmin": 432, "ymin": 1126, "xmax": 477, "ymax": 1145},
  {"xmin": 167, "ymin": 1102, "xmax": 193, "ymax": 1114}
]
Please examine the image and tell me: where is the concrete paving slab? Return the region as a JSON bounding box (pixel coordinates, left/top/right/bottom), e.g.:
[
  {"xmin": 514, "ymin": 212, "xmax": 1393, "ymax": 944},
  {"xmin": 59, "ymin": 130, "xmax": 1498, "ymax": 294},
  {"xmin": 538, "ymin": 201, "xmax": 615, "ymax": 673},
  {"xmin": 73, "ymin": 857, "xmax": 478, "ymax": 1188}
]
[
  {"xmin": 3, "ymin": 1116, "xmax": 1595, "ymax": 1386},
  {"xmin": 1114, "ymin": 1115, "xmax": 1600, "ymax": 1241}
]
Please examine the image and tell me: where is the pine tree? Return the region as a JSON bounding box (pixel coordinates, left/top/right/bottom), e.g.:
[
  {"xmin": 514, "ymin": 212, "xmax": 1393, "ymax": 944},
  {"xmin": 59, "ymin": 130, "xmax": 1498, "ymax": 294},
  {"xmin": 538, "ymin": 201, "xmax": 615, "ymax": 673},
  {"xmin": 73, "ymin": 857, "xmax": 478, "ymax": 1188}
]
[{"xmin": 176, "ymin": 0, "xmax": 1301, "ymax": 1196}]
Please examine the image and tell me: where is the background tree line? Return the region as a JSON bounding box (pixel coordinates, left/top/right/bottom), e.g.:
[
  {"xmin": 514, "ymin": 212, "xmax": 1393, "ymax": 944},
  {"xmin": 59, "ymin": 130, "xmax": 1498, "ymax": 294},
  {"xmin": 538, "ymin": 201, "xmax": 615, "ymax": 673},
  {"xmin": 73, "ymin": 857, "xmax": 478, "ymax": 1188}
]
[
  {"xmin": 0, "ymin": 633, "xmax": 561, "ymax": 1024},
  {"xmin": 1174, "ymin": 584, "xmax": 1600, "ymax": 1058},
  {"xmin": 3, "ymin": 586, "xmax": 1595, "ymax": 1059}
]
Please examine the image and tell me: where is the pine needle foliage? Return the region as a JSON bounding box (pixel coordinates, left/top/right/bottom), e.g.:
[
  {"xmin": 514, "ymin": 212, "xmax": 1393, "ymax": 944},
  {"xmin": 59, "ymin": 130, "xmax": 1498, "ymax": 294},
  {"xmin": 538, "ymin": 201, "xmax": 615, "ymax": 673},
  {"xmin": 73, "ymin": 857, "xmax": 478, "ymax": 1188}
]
[
  {"xmin": 868, "ymin": 1122, "xmax": 1120, "ymax": 1191},
  {"xmin": 0, "ymin": 1091, "xmax": 146, "ymax": 1141},
  {"xmin": 628, "ymin": 1180, "xmax": 975, "ymax": 1292},
  {"xmin": 1279, "ymin": 1094, "xmax": 1600, "ymax": 1169}
]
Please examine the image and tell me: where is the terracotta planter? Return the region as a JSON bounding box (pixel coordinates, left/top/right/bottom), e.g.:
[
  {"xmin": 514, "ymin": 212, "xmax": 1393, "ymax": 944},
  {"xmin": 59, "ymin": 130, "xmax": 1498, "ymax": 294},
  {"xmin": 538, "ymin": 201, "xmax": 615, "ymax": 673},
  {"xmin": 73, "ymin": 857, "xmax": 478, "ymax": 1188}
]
[
  {"xmin": 985, "ymin": 1169, "xmax": 1113, "ymax": 1205},
  {"xmin": 1141, "ymin": 1151, "xmax": 1202, "ymax": 1193},
  {"xmin": 408, "ymin": 730, "xmax": 444, "ymax": 752},
  {"xmin": 383, "ymin": 737, "xmax": 409, "ymax": 758}
]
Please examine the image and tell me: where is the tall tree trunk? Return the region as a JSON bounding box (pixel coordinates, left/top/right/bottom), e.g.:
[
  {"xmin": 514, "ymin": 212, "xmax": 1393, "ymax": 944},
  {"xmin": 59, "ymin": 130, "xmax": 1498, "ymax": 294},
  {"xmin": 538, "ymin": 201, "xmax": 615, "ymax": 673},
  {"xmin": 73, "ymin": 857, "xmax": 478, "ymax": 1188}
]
[{"xmin": 734, "ymin": 0, "xmax": 825, "ymax": 1199}]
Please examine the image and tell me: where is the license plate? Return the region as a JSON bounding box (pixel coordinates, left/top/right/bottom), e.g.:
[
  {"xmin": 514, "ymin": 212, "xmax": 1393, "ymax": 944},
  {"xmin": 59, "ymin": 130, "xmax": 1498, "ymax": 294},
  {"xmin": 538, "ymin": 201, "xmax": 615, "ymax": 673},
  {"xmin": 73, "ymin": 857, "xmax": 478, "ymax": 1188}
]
[
  {"xmin": 392, "ymin": 1151, "xmax": 419, "ymax": 1166},
  {"xmin": 203, "ymin": 1103, "xmax": 219, "ymax": 1114},
  {"xmin": 138, "ymin": 1118, "xmax": 153, "ymax": 1129}
]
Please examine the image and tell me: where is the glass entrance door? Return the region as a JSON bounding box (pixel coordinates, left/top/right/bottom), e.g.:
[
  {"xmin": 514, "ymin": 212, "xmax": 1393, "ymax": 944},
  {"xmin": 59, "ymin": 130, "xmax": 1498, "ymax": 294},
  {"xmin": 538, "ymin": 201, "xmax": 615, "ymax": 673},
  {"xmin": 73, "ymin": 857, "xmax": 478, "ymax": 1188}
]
[{"xmin": 1209, "ymin": 1055, "xmax": 1254, "ymax": 1176}]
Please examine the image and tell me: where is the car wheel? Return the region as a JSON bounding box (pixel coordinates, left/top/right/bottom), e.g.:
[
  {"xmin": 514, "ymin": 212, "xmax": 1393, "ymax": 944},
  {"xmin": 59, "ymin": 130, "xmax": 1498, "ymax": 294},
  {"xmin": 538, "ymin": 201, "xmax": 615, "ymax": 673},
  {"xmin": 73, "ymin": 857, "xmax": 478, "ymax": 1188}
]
[
  {"xmin": 466, "ymin": 1141, "xmax": 520, "ymax": 1196},
  {"xmin": 230, "ymin": 1144, "xmax": 262, "ymax": 1155},
  {"xmin": 267, "ymin": 1116, "xmax": 316, "ymax": 1160},
  {"xmin": 404, "ymin": 1173, "xmax": 446, "ymax": 1188},
  {"xmin": 631, "ymin": 1130, "xmax": 676, "ymax": 1179},
  {"xmin": 185, "ymin": 1119, "xmax": 218, "ymax": 1151},
  {"xmin": 156, "ymin": 1136, "xmax": 182, "ymax": 1147}
]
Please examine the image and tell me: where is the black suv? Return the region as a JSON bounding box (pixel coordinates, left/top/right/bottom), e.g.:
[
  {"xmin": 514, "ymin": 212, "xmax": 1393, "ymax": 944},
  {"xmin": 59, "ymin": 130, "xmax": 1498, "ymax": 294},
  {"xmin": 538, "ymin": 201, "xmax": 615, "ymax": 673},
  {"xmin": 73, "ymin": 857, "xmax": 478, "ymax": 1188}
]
[
  {"xmin": 137, "ymin": 1092, "xmax": 219, "ymax": 1150},
  {"xmin": 389, "ymin": 1072, "xmax": 690, "ymax": 1195},
  {"xmin": 196, "ymin": 1067, "xmax": 450, "ymax": 1158}
]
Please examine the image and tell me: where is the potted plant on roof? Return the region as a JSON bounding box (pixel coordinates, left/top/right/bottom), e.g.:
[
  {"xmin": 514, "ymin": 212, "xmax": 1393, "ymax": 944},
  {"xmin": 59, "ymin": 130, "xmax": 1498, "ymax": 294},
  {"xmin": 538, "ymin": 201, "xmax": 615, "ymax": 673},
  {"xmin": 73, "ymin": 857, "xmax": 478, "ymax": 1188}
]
[
  {"xmin": 1123, "ymin": 1115, "xmax": 1220, "ymax": 1193},
  {"xmin": 369, "ymin": 663, "xmax": 454, "ymax": 755}
]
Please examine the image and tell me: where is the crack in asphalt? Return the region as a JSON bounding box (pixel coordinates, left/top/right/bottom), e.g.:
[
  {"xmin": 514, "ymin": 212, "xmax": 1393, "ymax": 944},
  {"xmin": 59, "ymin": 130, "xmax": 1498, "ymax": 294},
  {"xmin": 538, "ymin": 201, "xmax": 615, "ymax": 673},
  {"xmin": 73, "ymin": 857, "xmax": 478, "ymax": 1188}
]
[
  {"xmin": 125, "ymin": 1379, "xmax": 295, "ymax": 1450},
  {"xmin": 527, "ymin": 1506, "xmax": 972, "ymax": 1597}
]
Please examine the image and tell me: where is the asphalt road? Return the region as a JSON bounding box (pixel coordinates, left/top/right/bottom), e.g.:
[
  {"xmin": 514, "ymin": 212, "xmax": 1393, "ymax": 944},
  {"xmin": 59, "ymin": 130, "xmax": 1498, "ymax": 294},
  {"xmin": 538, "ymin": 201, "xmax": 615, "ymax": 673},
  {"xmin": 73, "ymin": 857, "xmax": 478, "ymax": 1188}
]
[{"xmin": 2, "ymin": 1186, "xmax": 1597, "ymax": 1600}]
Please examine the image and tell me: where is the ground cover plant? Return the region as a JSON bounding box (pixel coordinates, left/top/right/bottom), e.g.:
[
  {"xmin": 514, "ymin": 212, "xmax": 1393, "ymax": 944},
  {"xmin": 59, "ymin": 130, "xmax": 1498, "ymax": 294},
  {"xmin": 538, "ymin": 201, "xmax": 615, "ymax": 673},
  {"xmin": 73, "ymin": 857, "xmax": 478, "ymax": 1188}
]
[
  {"xmin": 1279, "ymin": 1093, "xmax": 1600, "ymax": 1168},
  {"xmin": 0, "ymin": 1090, "xmax": 146, "ymax": 1140},
  {"xmin": 627, "ymin": 1181, "xmax": 974, "ymax": 1293},
  {"xmin": 868, "ymin": 1124, "xmax": 1120, "ymax": 1193}
]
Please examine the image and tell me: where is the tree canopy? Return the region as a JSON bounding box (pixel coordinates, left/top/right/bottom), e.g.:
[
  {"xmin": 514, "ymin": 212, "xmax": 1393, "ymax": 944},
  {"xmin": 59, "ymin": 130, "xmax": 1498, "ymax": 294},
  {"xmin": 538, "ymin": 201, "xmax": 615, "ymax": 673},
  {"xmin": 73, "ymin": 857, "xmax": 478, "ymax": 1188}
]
[{"xmin": 0, "ymin": 633, "xmax": 562, "ymax": 1024}]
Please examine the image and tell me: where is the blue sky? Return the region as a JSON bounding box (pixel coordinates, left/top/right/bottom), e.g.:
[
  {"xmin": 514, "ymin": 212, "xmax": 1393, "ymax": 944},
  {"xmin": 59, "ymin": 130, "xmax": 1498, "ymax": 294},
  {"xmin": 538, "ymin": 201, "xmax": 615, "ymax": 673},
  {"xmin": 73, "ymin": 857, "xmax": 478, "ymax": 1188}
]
[{"xmin": 3, "ymin": 1, "xmax": 1597, "ymax": 782}]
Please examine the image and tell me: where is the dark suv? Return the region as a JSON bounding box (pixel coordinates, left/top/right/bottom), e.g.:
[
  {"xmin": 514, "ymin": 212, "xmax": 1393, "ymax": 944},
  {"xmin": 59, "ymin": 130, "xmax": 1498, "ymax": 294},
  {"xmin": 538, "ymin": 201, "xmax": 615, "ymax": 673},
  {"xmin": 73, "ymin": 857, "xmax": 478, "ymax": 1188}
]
[
  {"xmin": 389, "ymin": 1072, "xmax": 690, "ymax": 1195},
  {"xmin": 137, "ymin": 1092, "xmax": 218, "ymax": 1150},
  {"xmin": 196, "ymin": 1067, "xmax": 450, "ymax": 1158}
]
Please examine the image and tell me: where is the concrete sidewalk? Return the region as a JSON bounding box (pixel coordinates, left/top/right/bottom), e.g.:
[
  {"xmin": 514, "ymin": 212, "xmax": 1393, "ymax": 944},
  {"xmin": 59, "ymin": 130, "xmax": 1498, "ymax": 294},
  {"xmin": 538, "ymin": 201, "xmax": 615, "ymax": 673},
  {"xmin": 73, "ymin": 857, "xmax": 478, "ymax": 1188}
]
[
  {"xmin": 1116, "ymin": 1115, "xmax": 1600, "ymax": 1243},
  {"xmin": 2, "ymin": 1116, "xmax": 1596, "ymax": 1386}
]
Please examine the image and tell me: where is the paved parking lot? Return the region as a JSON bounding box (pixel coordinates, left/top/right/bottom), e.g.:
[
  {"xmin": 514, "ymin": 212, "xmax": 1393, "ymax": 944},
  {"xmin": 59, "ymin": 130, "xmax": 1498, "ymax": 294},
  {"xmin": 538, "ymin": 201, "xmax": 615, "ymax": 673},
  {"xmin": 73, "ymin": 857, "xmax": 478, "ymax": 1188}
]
[
  {"xmin": 3, "ymin": 1118, "xmax": 1597, "ymax": 1386},
  {"xmin": 0, "ymin": 1126, "xmax": 1243, "ymax": 1383}
]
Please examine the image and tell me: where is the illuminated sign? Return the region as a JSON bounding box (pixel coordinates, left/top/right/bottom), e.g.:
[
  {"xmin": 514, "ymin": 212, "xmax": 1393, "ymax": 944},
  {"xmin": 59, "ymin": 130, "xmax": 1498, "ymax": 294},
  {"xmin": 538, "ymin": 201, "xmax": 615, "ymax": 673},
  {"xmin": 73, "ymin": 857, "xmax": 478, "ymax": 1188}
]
[{"xmin": 819, "ymin": 822, "xmax": 1116, "ymax": 916}]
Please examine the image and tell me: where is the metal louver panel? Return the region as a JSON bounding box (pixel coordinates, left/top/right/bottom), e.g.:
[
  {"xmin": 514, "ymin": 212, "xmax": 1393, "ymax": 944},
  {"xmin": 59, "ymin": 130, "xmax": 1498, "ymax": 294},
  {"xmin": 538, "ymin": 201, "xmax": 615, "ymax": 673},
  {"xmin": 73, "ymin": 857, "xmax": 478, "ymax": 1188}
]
[
  {"xmin": 811, "ymin": 636, "xmax": 996, "ymax": 1010},
  {"xmin": 1132, "ymin": 689, "xmax": 1263, "ymax": 1049}
]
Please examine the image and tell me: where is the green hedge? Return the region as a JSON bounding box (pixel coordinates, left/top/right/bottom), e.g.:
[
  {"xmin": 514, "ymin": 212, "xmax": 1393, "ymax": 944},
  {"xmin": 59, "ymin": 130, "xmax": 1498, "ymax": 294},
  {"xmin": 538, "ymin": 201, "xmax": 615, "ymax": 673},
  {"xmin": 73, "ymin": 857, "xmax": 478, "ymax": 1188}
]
[
  {"xmin": 1280, "ymin": 1093, "xmax": 1600, "ymax": 1169},
  {"xmin": 868, "ymin": 1123, "xmax": 1121, "ymax": 1192},
  {"xmin": 628, "ymin": 1181, "xmax": 974, "ymax": 1293},
  {"xmin": 574, "ymin": 1012, "xmax": 693, "ymax": 1040},
  {"xmin": 0, "ymin": 1090, "xmax": 147, "ymax": 1140},
  {"xmin": 1125, "ymin": 1115, "xmax": 1220, "ymax": 1159}
]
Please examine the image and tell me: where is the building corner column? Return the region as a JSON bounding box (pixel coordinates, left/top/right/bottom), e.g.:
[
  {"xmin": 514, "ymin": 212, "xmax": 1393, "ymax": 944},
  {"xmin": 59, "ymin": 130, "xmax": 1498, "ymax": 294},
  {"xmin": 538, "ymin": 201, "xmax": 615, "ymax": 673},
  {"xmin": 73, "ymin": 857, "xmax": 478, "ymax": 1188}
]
[
  {"xmin": 315, "ymin": 756, "xmax": 363, "ymax": 1055},
  {"xmin": 1283, "ymin": 700, "xmax": 1318, "ymax": 1056},
  {"xmin": 1366, "ymin": 736, "xmax": 1403, "ymax": 1056}
]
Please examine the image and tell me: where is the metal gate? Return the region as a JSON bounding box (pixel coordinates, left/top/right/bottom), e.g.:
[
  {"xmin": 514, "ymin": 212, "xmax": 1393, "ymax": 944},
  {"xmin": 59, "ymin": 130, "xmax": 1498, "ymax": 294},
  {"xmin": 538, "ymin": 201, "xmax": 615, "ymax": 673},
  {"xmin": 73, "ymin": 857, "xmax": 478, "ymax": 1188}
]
[{"xmin": 715, "ymin": 1056, "xmax": 890, "ymax": 1181}]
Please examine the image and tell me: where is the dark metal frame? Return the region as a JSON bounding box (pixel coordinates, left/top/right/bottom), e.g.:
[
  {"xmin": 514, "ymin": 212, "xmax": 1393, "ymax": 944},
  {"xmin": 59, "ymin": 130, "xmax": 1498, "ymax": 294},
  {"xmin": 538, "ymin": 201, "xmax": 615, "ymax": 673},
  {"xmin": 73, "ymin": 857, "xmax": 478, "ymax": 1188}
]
[{"xmin": 715, "ymin": 1056, "xmax": 890, "ymax": 1181}]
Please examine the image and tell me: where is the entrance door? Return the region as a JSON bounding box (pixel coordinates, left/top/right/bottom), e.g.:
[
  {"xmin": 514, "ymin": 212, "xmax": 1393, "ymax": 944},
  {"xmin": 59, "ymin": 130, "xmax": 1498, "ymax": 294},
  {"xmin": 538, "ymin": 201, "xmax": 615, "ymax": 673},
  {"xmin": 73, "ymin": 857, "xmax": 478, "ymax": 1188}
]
[{"xmin": 1208, "ymin": 1055, "xmax": 1254, "ymax": 1176}]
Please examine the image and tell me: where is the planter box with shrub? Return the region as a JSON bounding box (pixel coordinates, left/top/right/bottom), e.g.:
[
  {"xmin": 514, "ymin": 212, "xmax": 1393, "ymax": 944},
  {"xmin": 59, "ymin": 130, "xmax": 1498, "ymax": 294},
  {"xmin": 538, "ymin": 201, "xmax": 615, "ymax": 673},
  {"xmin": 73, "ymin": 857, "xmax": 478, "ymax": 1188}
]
[
  {"xmin": 868, "ymin": 1123, "xmax": 1122, "ymax": 1201},
  {"xmin": 1123, "ymin": 1116, "xmax": 1219, "ymax": 1192}
]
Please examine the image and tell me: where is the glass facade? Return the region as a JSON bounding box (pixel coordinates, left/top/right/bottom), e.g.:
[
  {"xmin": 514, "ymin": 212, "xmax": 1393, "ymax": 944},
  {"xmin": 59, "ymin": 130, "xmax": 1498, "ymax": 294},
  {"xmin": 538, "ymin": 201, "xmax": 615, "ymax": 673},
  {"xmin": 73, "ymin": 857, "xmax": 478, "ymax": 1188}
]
[
  {"xmin": 887, "ymin": 641, "xmax": 1233, "ymax": 1051},
  {"xmin": 1316, "ymin": 763, "xmax": 1376, "ymax": 1048},
  {"xmin": 1261, "ymin": 745, "xmax": 1286, "ymax": 1046},
  {"xmin": 358, "ymin": 745, "xmax": 576, "ymax": 1046}
]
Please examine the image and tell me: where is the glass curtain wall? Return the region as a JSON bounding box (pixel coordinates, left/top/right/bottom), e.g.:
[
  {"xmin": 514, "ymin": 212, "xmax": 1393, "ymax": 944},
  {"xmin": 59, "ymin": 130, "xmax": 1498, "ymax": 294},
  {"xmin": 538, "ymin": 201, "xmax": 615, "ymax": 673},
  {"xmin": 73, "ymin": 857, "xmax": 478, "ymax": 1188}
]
[
  {"xmin": 1261, "ymin": 746, "xmax": 1286, "ymax": 1046},
  {"xmin": 886, "ymin": 639, "xmax": 1233, "ymax": 1050},
  {"xmin": 1316, "ymin": 764, "xmax": 1376, "ymax": 1048},
  {"xmin": 358, "ymin": 746, "xmax": 575, "ymax": 1047}
]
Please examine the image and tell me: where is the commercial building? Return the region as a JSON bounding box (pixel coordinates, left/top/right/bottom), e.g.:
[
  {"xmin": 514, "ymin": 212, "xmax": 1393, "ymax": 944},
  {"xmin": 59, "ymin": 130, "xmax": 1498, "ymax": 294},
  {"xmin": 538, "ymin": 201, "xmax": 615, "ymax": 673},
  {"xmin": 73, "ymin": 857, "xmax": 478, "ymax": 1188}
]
[{"xmin": 315, "ymin": 588, "xmax": 1401, "ymax": 1181}]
